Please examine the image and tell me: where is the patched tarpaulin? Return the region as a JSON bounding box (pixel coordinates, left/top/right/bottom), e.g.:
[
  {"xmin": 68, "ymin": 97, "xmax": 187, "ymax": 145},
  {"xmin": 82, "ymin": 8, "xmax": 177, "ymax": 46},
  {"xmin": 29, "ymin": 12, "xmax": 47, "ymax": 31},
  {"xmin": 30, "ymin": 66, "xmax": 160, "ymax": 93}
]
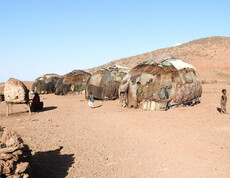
[
  {"xmin": 32, "ymin": 74, "xmax": 61, "ymax": 94},
  {"xmin": 119, "ymin": 56, "xmax": 202, "ymax": 110},
  {"xmin": 55, "ymin": 70, "xmax": 91, "ymax": 95},
  {"xmin": 86, "ymin": 65, "xmax": 130, "ymax": 100}
]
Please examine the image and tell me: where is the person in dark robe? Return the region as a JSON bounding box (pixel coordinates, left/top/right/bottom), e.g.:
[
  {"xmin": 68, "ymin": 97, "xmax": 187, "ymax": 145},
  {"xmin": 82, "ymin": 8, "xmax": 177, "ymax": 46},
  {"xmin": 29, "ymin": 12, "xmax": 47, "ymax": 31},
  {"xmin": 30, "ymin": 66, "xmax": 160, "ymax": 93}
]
[{"xmin": 30, "ymin": 93, "xmax": 43, "ymax": 112}]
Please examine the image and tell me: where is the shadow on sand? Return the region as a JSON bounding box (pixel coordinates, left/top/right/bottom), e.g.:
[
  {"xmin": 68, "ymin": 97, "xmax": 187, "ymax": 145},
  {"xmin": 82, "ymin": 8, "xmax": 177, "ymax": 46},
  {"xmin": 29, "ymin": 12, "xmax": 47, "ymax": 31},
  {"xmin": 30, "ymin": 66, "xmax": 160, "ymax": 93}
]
[
  {"xmin": 0, "ymin": 110, "xmax": 29, "ymax": 117},
  {"xmin": 1, "ymin": 106, "xmax": 58, "ymax": 116},
  {"xmin": 31, "ymin": 146, "xmax": 74, "ymax": 178},
  {"xmin": 217, "ymin": 107, "xmax": 221, "ymax": 113},
  {"xmin": 94, "ymin": 105, "xmax": 102, "ymax": 109},
  {"xmin": 36, "ymin": 106, "xmax": 57, "ymax": 112}
]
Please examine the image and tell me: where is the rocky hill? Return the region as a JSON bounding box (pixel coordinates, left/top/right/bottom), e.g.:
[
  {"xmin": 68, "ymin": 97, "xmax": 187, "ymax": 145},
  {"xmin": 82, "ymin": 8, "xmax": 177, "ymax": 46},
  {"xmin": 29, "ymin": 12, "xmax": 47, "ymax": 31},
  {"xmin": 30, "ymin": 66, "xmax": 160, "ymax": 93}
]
[{"xmin": 88, "ymin": 36, "xmax": 230, "ymax": 73}]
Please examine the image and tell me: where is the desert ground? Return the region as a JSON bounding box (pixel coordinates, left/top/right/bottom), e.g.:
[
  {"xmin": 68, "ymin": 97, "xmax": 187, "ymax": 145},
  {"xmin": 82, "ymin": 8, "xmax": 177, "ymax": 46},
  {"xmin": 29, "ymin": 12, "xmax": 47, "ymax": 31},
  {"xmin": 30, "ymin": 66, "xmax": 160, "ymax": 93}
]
[{"xmin": 0, "ymin": 82, "xmax": 230, "ymax": 178}]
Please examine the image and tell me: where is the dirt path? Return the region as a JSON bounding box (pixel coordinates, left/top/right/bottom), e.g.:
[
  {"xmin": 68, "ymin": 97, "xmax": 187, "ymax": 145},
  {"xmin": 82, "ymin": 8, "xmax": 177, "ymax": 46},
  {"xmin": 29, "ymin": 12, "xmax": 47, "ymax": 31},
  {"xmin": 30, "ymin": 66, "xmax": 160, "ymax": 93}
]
[{"xmin": 0, "ymin": 84, "xmax": 230, "ymax": 177}]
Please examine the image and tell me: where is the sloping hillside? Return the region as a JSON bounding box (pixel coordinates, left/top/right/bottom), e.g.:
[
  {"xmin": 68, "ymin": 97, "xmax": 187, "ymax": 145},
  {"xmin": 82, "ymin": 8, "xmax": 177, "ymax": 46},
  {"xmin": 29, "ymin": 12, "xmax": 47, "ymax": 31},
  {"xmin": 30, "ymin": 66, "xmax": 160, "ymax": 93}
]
[{"xmin": 88, "ymin": 36, "xmax": 230, "ymax": 72}]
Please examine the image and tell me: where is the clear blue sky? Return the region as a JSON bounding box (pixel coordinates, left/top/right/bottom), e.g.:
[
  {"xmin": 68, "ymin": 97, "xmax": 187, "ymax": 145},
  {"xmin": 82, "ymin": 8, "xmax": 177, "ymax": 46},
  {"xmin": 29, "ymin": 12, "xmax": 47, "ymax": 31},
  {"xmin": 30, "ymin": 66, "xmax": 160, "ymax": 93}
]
[{"xmin": 0, "ymin": 0, "xmax": 230, "ymax": 82}]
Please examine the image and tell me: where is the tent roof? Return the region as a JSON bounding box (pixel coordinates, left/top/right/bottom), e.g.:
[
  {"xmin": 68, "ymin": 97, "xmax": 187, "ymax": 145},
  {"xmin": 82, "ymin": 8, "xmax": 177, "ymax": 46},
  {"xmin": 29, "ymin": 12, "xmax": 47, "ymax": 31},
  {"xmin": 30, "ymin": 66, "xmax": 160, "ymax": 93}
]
[
  {"xmin": 35, "ymin": 73, "xmax": 60, "ymax": 81},
  {"xmin": 67, "ymin": 70, "xmax": 91, "ymax": 77},
  {"xmin": 98, "ymin": 65, "xmax": 130, "ymax": 74},
  {"xmin": 61, "ymin": 70, "xmax": 91, "ymax": 84},
  {"xmin": 138, "ymin": 56, "xmax": 196, "ymax": 71},
  {"xmin": 146, "ymin": 56, "xmax": 174, "ymax": 64}
]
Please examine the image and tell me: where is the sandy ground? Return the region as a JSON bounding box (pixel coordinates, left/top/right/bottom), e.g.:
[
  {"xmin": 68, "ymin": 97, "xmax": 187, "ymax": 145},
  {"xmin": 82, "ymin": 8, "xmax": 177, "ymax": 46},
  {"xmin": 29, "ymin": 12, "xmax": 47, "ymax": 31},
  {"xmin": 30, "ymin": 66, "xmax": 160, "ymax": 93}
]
[{"xmin": 0, "ymin": 83, "xmax": 229, "ymax": 178}]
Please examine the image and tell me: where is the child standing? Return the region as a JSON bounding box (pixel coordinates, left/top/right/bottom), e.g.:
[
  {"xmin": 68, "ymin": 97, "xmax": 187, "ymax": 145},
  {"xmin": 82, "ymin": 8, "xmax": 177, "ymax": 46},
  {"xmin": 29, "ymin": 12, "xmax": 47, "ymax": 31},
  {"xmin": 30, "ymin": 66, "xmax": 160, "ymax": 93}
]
[
  {"xmin": 88, "ymin": 92, "xmax": 94, "ymax": 109},
  {"xmin": 221, "ymin": 89, "xmax": 227, "ymax": 114}
]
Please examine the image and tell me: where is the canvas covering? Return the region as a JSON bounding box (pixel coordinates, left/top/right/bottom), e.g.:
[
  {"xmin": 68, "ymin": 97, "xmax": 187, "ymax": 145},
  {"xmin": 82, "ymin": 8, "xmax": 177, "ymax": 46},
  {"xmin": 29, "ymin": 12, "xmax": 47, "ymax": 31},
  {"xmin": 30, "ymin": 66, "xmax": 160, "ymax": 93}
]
[
  {"xmin": 55, "ymin": 70, "xmax": 91, "ymax": 95},
  {"xmin": 119, "ymin": 56, "xmax": 202, "ymax": 110},
  {"xmin": 86, "ymin": 65, "xmax": 130, "ymax": 100},
  {"xmin": 32, "ymin": 74, "xmax": 60, "ymax": 94}
]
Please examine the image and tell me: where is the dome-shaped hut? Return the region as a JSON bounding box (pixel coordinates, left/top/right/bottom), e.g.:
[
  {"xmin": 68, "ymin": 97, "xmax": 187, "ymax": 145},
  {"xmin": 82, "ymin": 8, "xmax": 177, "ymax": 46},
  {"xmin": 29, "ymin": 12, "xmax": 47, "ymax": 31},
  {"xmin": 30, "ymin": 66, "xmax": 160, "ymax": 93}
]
[
  {"xmin": 4, "ymin": 78, "xmax": 29, "ymax": 103},
  {"xmin": 32, "ymin": 74, "xmax": 60, "ymax": 94},
  {"xmin": 119, "ymin": 56, "xmax": 202, "ymax": 110},
  {"xmin": 4, "ymin": 78, "xmax": 31, "ymax": 116},
  {"xmin": 55, "ymin": 70, "xmax": 91, "ymax": 95},
  {"xmin": 86, "ymin": 65, "xmax": 130, "ymax": 100}
]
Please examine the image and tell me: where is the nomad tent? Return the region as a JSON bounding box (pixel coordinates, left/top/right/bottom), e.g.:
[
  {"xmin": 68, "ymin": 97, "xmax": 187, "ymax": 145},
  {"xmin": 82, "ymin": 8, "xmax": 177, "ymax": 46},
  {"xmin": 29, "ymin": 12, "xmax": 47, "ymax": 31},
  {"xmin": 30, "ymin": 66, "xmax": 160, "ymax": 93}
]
[
  {"xmin": 55, "ymin": 70, "xmax": 91, "ymax": 95},
  {"xmin": 119, "ymin": 56, "xmax": 202, "ymax": 110},
  {"xmin": 86, "ymin": 65, "xmax": 130, "ymax": 100},
  {"xmin": 4, "ymin": 78, "xmax": 31, "ymax": 115},
  {"xmin": 4, "ymin": 78, "xmax": 29, "ymax": 103},
  {"xmin": 32, "ymin": 74, "xmax": 60, "ymax": 94}
]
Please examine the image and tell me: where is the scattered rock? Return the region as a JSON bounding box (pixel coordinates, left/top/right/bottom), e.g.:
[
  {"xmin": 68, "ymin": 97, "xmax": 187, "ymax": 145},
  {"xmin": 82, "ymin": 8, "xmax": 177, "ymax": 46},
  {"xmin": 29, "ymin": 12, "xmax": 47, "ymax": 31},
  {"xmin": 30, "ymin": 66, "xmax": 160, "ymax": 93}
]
[
  {"xmin": 0, "ymin": 126, "xmax": 32, "ymax": 177},
  {"xmin": 15, "ymin": 162, "xmax": 29, "ymax": 174}
]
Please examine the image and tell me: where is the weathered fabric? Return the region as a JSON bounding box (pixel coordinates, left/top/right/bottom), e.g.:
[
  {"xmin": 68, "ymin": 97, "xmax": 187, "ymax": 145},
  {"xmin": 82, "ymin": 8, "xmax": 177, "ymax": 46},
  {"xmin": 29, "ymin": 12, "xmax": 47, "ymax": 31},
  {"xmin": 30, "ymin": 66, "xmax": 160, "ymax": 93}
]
[
  {"xmin": 119, "ymin": 56, "xmax": 202, "ymax": 110},
  {"xmin": 32, "ymin": 74, "xmax": 60, "ymax": 94},
  {"xmin": 55, "ymin": 70, "xmax": 91, "ymax": 95},
  {"xmin": 86, "ymin": 65, "xmax": 130, "ymax": 100}
]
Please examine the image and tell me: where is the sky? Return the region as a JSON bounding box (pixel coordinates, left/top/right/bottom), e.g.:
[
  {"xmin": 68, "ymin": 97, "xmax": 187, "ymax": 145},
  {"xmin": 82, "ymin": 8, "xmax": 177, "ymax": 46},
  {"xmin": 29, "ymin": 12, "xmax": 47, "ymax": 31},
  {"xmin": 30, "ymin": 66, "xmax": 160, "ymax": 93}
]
[{"xmin": 0, "ymin": 0, "xmax": 230, "ymax": 82}]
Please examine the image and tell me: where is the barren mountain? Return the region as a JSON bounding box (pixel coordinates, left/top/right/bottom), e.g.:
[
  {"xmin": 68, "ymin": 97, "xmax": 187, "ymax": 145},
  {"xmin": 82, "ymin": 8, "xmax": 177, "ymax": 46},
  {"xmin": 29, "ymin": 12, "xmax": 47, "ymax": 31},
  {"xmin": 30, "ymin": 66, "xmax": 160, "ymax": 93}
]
[{"xmin": 88, "ymin": 36, "xmax": 230, "ymax": 82}]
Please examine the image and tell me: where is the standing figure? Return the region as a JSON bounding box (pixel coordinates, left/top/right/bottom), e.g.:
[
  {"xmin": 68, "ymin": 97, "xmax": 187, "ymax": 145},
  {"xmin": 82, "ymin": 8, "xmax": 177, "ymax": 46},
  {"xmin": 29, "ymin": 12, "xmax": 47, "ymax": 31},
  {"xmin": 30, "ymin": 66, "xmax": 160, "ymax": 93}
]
[
  {"xmin": 88, "ymin": 92, "xmax": 94, "ymax": 109},
  {"xmin": 30, "ymin": 93, "xmax": 43, "ymax": 112},
  {"xmin": 221, "ymin": 89, "xmax": 227, "ymax": 114}
]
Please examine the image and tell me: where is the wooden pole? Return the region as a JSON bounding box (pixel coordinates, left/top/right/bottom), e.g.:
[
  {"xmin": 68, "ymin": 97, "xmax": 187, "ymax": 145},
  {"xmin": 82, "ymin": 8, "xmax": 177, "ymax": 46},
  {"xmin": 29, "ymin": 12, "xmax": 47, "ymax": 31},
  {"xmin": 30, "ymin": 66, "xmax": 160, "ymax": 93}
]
[
  {"xmin": 6, "ymin": 102, "xmax": 9, "ymax": 117},
  {"xmin": 5, "ymin": 101, "xmax": 32, "ymax": 116},
  {"xmin": 10, "ymin": 103, "xmax": 13, "ymax": 114}
]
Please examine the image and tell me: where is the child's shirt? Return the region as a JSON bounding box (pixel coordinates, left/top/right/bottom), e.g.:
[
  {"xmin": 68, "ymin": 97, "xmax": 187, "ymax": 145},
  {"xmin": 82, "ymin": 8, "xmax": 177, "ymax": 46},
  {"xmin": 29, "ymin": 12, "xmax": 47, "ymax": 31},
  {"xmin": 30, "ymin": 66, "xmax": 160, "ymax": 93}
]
[{"xmin": 89, "ymin": 95, "xmax": 94, "ymax": 102}]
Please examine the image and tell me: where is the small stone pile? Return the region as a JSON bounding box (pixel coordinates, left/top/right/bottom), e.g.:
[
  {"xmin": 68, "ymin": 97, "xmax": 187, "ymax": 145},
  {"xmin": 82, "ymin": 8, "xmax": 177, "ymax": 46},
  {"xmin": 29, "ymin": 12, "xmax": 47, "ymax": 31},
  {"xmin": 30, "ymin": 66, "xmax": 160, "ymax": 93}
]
[{"xmin": 0, "ymin": 127, "xmax": 32, "ymax": 177}]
